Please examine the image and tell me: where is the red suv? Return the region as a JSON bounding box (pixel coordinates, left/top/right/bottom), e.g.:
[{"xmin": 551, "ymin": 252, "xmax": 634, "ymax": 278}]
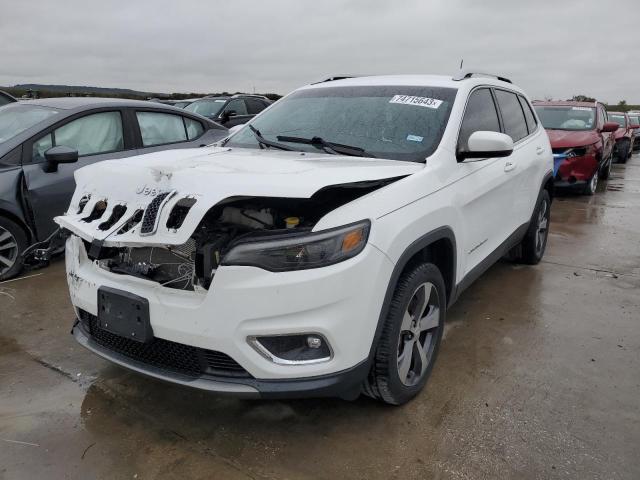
[
  {"xmin": 608, "ymin": 111, "xmax": 639, "ymax": 163},
  {"xmin": 534, "ymin": 101, "xmax": 618, "ymax": 195}
]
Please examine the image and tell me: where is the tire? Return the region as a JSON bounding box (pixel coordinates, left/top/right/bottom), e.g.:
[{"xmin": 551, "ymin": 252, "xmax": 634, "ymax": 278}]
[
  {"xmin": 599, "ymin": 153, "xmax": 612, "ymax": 180},
  {"xmin": 617, "ymin": 140, "xmax": 629, "ymax": 164},
  {"xmin": 363, "ymin": 263, "xmax": 446, "ymax": 405},
  {"xmin": 0, "ymin": 216, "xmax": 28, "ymax": 281},
  {"xmin": 583, "ymin": 170, "xmax": 598, "ymax": 195},
  {"xmin": 517, "ymin": 190, "xmax": 551, "ymax": 265}
]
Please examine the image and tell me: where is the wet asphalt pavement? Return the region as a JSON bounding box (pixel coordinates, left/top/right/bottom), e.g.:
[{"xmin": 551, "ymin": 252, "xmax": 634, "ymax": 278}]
[{"xmin": 1, "ymin": 156, "xmax": 639, "ymax": 480}]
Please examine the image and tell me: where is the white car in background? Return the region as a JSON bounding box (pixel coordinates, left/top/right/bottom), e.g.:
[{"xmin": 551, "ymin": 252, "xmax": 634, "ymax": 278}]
[{"xmin": 56, "ymin": 71, "xmax": 553, "ymax": 405}]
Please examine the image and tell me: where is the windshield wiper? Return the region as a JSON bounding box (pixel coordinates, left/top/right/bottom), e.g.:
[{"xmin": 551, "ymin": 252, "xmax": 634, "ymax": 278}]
[
  {"xmin": 248, "ymin": 125, "xmax": 297, "ymax": 151},
  {"xmin": 276, "ymin": 135, "xmax": 375, "ymax": 158}
]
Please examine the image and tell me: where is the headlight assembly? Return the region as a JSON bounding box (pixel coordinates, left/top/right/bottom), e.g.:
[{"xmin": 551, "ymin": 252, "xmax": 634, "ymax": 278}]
[{"xmin": 221, "ymin": 220, "xmax": 370, "ymax": 272}]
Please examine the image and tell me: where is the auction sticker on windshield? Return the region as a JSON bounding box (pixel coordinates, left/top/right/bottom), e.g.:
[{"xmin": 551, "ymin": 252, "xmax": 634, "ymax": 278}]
[{"xmin": 390, "ymin": 95, "xmax": 443, "ymax": 109}]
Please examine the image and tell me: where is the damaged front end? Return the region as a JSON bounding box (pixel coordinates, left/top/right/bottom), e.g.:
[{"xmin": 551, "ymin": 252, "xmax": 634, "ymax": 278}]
[{"xmin": 61, "ymin": 179, "xmax": 397, "ymax": 291}]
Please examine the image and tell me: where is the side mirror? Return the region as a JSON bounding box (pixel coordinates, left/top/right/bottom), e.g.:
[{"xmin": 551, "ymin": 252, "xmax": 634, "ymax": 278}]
[
  {"xmin": 43, "ymin": 146, "xmax": 78, "ymax": 173},
  {"xmin": 630, "ymin": 124, "xmax": 640, "ymax": 130},
  {"xmin": 458, "ymin": 131, "xmax": 514, "ymax": 161},
  {"xmin": 220, "ymin": 110, "xmax": 237, "ymax": 122},
  {"xmin": 601, "ymin": 122, "xmax": 620, "ymax": 133}
]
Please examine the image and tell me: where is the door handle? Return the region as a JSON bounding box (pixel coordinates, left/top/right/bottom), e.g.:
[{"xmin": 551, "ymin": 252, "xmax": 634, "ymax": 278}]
[
  {"xmin": 504, "ymin": 161, "xmax": 516, "ymax": 172},
  {"xmin": 536, "ymin": 146, "xmax": 545, "ymax": 155}
]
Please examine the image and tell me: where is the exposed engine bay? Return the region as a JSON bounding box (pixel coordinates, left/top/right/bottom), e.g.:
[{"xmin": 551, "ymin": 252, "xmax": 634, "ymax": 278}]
[{"xmin": 89, "ymin": 179, "xmax": 398, "ymax": 290}]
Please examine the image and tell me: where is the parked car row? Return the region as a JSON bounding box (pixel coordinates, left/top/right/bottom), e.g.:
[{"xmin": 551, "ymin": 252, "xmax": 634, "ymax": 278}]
[
  {"xmin": 533, "ymin": 100, "xmax": 639, "ymax": 195},
  {"xmin": 0, "ymin": 72, "xmax": 635, "ymax": 405},
  {"xmin": 154, "ymin": 94, "xmax": 272, "ymax": 127}
]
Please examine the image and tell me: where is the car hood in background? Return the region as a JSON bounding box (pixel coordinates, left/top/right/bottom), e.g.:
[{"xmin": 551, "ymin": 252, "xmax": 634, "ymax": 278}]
[
  {"xmin": 545, "ymin": 129, "xmax": 600, "ymax": 149},
  {"xmin": 55, "ymin": 146, "xmax": 422, "ymax": 246}
]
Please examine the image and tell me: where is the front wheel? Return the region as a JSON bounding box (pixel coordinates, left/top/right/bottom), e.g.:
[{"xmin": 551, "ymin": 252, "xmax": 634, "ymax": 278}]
[
  {"xmin": 599, "ymin": 153, "xmax": 612, "ymax": 180},
  {"xmin": 363, "ymin": 263, "xmax": 446, "ymax": 405},
  {"xmin": 584, "ymin": 170, "xmax": 598, "ymax": 195},
  {"xmin": 0, "ymin": 217, "xmax": 28, "ymax": 281},
  {"xmin": 617, "ymin": 140, "xmax": 630, "ymax": 163},
  {"xmin": 516, "ymin": 190, "xmax": 551, "ymax": 265}
]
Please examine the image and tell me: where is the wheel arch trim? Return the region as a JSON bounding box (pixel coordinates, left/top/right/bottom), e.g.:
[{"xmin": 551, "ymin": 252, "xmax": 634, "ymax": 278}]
[{"xmin": 367, "ymin": 226, "xmax": 457, "ymax": 363}]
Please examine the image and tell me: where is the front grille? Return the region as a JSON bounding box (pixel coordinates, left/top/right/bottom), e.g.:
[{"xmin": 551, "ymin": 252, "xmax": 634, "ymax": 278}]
[
  {"xmin": 79, "ymin": 310, "xmax": 251, "ymax": 378},
  {"xmin": 140, "ymin": 192, "xmax": 172, "ymax": 235}
]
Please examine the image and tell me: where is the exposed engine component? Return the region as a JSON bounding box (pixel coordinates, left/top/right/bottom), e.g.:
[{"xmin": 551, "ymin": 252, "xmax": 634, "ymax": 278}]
[
  {"xmin": 91, "ymin": 178, "xmax": 401, "ymax": 290},
  {"xmin": 98, "ymin": 239, "xmax": 197, "ymax": 290}
]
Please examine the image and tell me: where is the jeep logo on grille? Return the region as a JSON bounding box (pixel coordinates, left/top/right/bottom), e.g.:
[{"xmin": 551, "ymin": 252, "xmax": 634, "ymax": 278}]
[{"xmin": 136, "ymin": 185, "xmax": 167, "ymax": 196}]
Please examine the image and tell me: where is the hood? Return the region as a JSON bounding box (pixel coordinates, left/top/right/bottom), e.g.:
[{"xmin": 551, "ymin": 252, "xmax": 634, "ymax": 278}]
[
  {"xmin": 55, "ymin": 146, "xmax": 422, "ymax": 246},
  {"xmin": 545, "ymin": 129, "xmax": 599, "ymax": 149}
]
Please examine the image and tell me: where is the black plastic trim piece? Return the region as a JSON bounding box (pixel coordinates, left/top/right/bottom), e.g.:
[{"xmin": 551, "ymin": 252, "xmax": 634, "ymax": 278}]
[
  {"xmin": 366, "ymin": 226, "xmax": 457, "ymax": 364},
  {"xmin": 452, "ymin": 222, "xmax": 528, "ymax": 300}
]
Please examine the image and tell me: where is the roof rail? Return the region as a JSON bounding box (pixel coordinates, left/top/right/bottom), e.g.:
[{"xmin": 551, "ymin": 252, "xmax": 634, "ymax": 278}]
[
  {"xmin": 230, "ymin": 93, "xmax": 269, "ymax": 100},
  {"xmin": 452, "ymin": 70, "xmax": 512, "ymax": 84},
  {"xmin": 311, "ymin": 75, "xmax": 360, "ymax": 84}
]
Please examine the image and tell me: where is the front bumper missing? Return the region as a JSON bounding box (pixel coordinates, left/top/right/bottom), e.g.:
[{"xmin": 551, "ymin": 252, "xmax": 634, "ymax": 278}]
[{"xmin": 72, "ymin": 321, "xmax": 369, "ymax": 400}]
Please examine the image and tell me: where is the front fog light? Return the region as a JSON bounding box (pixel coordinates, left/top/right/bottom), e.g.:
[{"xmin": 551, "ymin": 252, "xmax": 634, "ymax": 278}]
[{"xmin": 249, "ymin": 334, "xmax": 332, "ymax": 364}]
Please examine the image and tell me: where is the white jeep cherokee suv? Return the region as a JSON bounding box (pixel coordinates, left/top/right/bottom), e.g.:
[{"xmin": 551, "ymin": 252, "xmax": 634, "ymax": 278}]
[{"xmin": 57, "ymin": 72, "xmax": 553, "ymax": 405}]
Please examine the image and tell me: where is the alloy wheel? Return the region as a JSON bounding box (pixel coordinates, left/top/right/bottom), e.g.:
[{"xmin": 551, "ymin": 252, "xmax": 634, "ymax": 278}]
[
  {"xmin": 396, "ymin": 282, "xmax": 441, "ymax": 386},
  {"xmin": 0, "ymin": 226, "xmax": 19, "ymax": 276},
  {"xmin": 535, "ymin": 198, "xmax": 549, "ymax": 257}
]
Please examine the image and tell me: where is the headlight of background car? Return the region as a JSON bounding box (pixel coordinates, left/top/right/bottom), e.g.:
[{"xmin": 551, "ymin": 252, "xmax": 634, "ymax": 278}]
[
  {"xmin": 565, "ymin": 146, "xmax": 590, "ymax": 158},
  {"xmin": 222, "ymin": 220, "xmax": 370, "ymax": 272}
]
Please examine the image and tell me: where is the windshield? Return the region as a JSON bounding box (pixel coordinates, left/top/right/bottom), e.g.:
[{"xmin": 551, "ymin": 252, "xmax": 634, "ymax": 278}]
[
  {"xmin": 226, "ymin": 85, "xmax": 457, "ymax": 162},
  {"xmin": 609, "ymin": 114, "xmax": 626, "ymax": 128},
  {"xmin": 534, "ymin": 105, "xmax": 596, "ymax": 131},
  {"xmin": 184, "ymin": 99, "xmax": 227, "ymax": 117},
  {"xmin": 0, "ymin": 103, "xmax": 60, "ymax": 143}
]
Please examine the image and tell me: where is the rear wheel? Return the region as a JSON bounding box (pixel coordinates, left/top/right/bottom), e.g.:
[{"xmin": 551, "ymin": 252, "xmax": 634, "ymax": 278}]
[
  {"xmin": 516, "ymin": 190, "xmax": 550, "ymax": 265},
  {"xmin": 363, "ymin": 263, "xmax": 445, "ymax": 405},
  {"xmin": 0, "ymin": 217, "xmax": 27, "ymax": 281}
]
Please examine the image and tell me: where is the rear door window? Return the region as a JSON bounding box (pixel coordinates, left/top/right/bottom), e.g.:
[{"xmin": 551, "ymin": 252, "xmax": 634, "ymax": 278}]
[
  {"xmin": 245, "ymin": 98, "xmax": 268, "ymax": 115},
  {"xmin": 136, "ymin": 112, "xmax": 188, "ymax": 146},
  {"xmin": 458, "ymin": 88, "xmax": 501, "ymax": 152},
  {"xmin": 495, "ymin": 90, "xmax": 528, "ymax": 142}
]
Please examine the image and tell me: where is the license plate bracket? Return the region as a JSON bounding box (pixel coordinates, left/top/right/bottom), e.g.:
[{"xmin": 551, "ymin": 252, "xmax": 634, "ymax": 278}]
[{"xmin": 97, "ymin": 287, "xmax": 153, "ymax": 343}]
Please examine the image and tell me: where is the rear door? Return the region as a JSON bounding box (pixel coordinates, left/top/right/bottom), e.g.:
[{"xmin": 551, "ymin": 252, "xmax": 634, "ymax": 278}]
[
  {"xmin": 494, "ymin": 89, "xmax": 543, "ymax": 227},
  {"xmin": 22, "ymin": 109, "xmax": 134, "ymax": 239}
]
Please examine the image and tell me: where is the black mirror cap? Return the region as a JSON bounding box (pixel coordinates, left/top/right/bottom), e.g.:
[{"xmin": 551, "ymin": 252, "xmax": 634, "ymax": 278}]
[
  {"xmin": 457, "ymin": 148, "xmax": 513, "ymax": 162},
  {"xmin": 43, "ymin": 146, "xmax": 78, "ymax": 172},
  {"xmin": 44, "ymin": 145, "xmax": 79, "ymax": 164}
]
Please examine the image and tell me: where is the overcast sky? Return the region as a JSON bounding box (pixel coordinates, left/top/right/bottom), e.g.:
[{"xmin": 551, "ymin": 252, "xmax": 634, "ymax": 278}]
[{"xmin": 1, "ymin": 0, "xmax": 638, "ymax": 103}]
